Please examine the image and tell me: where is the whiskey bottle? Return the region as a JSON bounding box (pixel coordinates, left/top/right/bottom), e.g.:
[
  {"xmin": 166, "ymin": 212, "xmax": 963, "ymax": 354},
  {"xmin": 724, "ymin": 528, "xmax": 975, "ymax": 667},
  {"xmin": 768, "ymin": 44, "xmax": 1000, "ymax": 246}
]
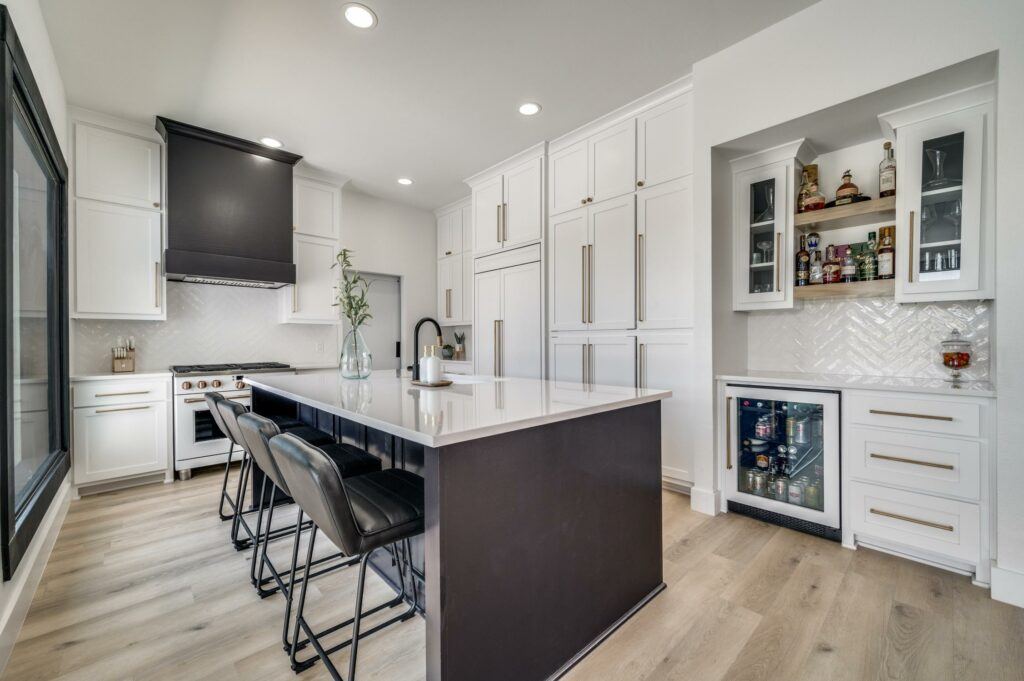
[
  {"xmin": 860, "ymin": 231, "xmax": 878, "ymax": 281},
  {"xmin": 809, "ymin": 249, "xmax": 823, "ymax": 285},
  {"xmin": 879, "ymin": 142, "xmax": 896, "ymax": 198},
  {"xmin": 877, "ymin": 226, "xmax": 895, "ymax": 279},
  {"xmin": 840, "ymin": 245, "xmax": 858, "ymax": 283},
  {"xmin": 796, "ymin": 235, "xmax": 810, "ymax": 286}
]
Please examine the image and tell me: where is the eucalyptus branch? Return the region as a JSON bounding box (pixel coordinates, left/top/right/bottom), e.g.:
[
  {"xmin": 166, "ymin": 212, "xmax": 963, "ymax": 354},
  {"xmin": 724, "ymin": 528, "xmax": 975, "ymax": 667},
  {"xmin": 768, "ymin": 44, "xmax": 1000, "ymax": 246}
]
[{"xmin": 333, "ymin": 248, "xmax": 373, "ymax": 330}]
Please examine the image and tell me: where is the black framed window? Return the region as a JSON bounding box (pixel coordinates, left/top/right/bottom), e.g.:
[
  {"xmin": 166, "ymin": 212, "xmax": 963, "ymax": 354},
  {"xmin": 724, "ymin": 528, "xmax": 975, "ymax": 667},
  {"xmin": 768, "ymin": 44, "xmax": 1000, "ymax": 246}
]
[{"xmin": 0, "ymin": 7, "xmax": 70, "ymax": 580}]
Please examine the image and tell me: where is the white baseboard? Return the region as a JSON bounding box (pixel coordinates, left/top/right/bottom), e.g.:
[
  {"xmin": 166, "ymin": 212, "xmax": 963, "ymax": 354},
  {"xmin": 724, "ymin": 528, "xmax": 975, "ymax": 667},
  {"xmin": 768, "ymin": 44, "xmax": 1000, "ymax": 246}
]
[
  {"xmin": 0, "ymin": 474, "xmax": 71, "ymax": 675},
  {"xmin": 662, "ymin": 477, "xmax": 691, "ymax": 495},
  {"xmin": 688, "ymin": 486, "xmax": 719, "ymax": 516},
  {"xmin": 991, "ymin": 563, "xmax": 1024, "ymax": 609}
]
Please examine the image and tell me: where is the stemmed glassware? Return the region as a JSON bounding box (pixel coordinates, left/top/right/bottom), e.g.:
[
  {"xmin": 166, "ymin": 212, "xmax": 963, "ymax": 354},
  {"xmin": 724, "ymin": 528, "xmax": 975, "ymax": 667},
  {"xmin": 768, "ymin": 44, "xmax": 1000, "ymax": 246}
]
[
  {"xmin": 924, "ymin": 148, "xmax": 960, "ymax": 189},
  {"xmin": 755, "ymin": 185, "xmax": 775, "ymax": 223}
]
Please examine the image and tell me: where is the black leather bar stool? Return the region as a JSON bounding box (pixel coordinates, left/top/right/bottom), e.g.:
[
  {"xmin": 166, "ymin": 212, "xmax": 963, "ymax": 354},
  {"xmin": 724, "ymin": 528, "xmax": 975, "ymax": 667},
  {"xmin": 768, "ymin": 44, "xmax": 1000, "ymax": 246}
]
[
  {"xmin": 206, "ymin": 392, "xmax": 334, "ymax": 550},
  {"xmin": 236, "ymin": 411, "xmax": 381, "ymax": 603},
  {"xmin": 270, "ymin": 433, "xmax": 424, "ymax": 679}
]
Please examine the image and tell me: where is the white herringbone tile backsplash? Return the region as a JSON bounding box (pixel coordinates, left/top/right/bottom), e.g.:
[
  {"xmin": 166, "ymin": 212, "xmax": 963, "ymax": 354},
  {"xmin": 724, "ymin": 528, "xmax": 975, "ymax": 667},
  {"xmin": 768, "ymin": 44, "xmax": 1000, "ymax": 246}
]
[
  {"xmin": 72, "ymin": 282, "xmax": 340, "ymax": 375},
  {"xmin": 747, "ymin": 298, "xmax": 990, "ymax": 381}
]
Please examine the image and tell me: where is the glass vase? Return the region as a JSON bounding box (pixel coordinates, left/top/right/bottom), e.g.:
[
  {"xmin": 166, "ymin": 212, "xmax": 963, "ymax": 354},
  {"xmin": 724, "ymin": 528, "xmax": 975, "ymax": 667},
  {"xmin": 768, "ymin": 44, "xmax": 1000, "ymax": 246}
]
[{"xmin": 340, "ymin": 327, "xmax": 372, "ymax": 379}]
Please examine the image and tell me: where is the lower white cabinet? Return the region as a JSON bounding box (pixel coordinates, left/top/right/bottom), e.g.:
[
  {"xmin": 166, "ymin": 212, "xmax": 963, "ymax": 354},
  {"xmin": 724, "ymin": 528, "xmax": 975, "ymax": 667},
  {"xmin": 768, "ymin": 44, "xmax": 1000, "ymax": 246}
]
[
  {"xmin": 637, "ymin": 333, "xmax": 694, "ymax": 486},
  {"xmin": 281, "ymin": 234, "xmax": 338, "ymax": 324},
  {"xmin": 475, "ymin": 251, "xmax": 542, "ymax": 379},
  {"xmin": 550, "ymin": 335, "xmax": 635, "ymax": 390},
  {"xmin": 72, "ymin": 377, "xmax": 171, "ymax": 487}
]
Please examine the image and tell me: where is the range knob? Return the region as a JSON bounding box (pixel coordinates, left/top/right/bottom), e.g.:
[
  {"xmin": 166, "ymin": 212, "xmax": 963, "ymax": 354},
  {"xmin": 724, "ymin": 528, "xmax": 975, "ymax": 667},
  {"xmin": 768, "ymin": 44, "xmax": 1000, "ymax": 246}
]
[
  {"xmin": 235, "ymin": 381, "xmax": 246, "ymax": 390},
  {"xmin": 211, "ymin": 380, "xmax": 222, "ymax": 388},
  {"xmin": 197, "ymin": 380, "xmax": 208, "ymax": 389},
  {"xmin": 181, "ymin": 381, "xmax": 193, "ymax": 390}
]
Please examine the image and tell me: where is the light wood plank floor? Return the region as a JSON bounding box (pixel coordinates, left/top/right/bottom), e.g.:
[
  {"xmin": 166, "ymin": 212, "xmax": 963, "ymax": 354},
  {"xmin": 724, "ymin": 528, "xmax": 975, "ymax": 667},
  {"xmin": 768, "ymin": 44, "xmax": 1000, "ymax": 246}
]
[{"xmin": 4, "ymin": 468, "xmax": 1022, "ymax": 681}]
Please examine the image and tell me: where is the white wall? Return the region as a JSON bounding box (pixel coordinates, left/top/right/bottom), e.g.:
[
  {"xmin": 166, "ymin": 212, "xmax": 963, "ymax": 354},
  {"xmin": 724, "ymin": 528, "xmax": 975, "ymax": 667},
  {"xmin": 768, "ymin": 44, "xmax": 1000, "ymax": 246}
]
[
  {"xmin": 0, "ymin": 0, "xmax": 70, "ymax": 670},
  {"xmin": 341, "ymin": 187, "xmax": 437, "ymax": 370},
  {"xmin": 691, "ymin": 0, "xmax": 1024, "ymax": 605}
]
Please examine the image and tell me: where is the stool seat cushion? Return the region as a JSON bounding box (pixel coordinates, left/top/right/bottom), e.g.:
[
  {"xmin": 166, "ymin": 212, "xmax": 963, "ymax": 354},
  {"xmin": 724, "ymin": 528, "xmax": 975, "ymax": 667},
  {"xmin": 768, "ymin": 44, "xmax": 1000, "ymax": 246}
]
[
  {"xmin": 344, "ymin": 469, "xmax": 424, "ymax": 552},
  {"xmin": 320, "ymin": 443, "xmax": 382, "ymax": 479},
  {"xmin": 285, "ymin": 426, "xmax": 335, "ymax": 447},
  {"xmin": 270, "ymin": 415, "xmax": 304, "ymax": 430}
]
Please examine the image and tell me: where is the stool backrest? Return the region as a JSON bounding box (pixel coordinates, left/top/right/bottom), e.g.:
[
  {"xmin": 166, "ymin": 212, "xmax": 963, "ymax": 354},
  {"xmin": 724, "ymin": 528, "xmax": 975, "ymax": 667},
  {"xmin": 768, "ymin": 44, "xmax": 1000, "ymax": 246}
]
[
  {"xmin": 204, "ymin": 392, "xmax": 234, "ymax": 444},
  {"xmin": 237, "ymin": 412, "xmax": 289, "ymax": 495},
  {"xmin": 269, "ymin": 433, "xmax": 361, "ymax": 556},
  {"xmin": 215, "ymin": 398, "xmax": 248, "ymax": 449}
]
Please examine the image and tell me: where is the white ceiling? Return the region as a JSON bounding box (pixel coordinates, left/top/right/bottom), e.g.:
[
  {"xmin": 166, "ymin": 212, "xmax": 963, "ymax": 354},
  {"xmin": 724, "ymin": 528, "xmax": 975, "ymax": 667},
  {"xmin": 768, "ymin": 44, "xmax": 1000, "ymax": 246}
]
[{"xmin": 41, "ymin": 0, "xmax": 816, "ymax": 210}]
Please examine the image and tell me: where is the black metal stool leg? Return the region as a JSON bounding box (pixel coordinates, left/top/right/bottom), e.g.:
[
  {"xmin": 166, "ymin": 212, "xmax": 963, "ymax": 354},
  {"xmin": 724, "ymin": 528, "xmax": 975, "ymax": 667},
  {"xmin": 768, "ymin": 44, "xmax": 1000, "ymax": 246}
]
[
  {"xmin": 347, "ymin": 552, "xmax": 372, "ymax": 681},
  {"xmin": 217, "ymin": 442, "xmax": 237, "ymax": 521},
  {"xmin": 231, "ymin": 454, "xmax": 253, "ymax": 550},
  {"xmin": 290, "ymin": 526, "xmax": 318, "ymax": 671},
  {"xmin": 282, "ymin": 508, "xmax": 305, "ymax": 650},
  {"xmin": 249, "ymin": 476, "xmax": 269, "ymax": 585}
]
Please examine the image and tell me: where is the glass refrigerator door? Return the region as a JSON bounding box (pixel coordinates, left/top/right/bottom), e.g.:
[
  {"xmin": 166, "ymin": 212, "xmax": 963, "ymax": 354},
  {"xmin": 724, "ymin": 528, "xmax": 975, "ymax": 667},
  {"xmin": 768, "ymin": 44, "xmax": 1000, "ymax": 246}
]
[{"xmin": 725, "ymin": 386, "xmax": 840, "ymax": 528}]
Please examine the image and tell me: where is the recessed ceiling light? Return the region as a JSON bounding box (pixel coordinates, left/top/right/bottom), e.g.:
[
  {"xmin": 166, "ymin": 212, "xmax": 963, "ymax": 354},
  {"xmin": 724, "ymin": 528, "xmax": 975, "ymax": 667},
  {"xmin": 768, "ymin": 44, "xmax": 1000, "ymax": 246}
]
[
  {"xmin": 397, "ymin": 177, "xmax": 413, "ymax": 186},
  {"xmin": 259, "ymin": 137, "xmax": 283, "ymax": 148},
  {"xmin": 518, "ymin": 102, "xmax": 542, "ymax": 116},
  {"xmin": 343, "ymin": 3, "xmax": 377, "ymax": 29}
]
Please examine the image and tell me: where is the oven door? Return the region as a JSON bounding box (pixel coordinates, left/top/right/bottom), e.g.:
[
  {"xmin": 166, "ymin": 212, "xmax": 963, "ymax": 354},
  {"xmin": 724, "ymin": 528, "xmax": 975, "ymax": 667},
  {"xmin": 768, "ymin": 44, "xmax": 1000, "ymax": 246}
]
[{"xmin": 174, "ymin": 390, "xmax": 250, "ymax": 463}]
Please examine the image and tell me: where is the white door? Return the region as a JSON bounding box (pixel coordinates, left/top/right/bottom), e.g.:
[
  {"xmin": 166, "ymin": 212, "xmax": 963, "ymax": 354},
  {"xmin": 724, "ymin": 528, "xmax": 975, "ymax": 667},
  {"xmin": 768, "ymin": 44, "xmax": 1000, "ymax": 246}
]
[
  {"xmin": 588, "ymin": 195, "xmax": 636, "ymax": 330},
  {"xmin": 360, "ymin": 273, "xmax": 401, "ymax": 371},
  {"xmin": 588, "ymin": 119, "xmax": 636, "ymax": 204},
  {"xmin": 293, "ymin": 176, "xmax": 340, "ymax": 240},
  {"xmin": 461, "ymin": 252, "xmax": 473, "ymax": 322},
  {"xmin": 448, "ymin": 207, "xmax": 464, "ymax": 256},
  {"xmin": 636, "ymin": 95, "xmax": 693, "ymax": 188},
  {"xmin": 438, "ymin": 255, "xmax": 463, "ymax": 324},
  {"xmin": 638, "ymin": 177, "xmax": 693, "ymax": 329},
  {"xmin": 589, "ymin": 335, "xmax": 636, "ymax": 389},
  {"xmin": 503, "ymin": 157, "xmax": 543, "ymax": 247},
  {"xmin": 549, "ymin": 139, "xmax": 589, "ymax": 216},
  {"xmin": 550, "ymin": 336, "xmax": 586, "ymax": 390},
  {"xmin": 638, "ymin": 333, "xmax": 693, "ymax": 484},
  {"xmin": 549, "ymin": 208, "xmax": 589, "ymax": 332},
  {"xmin": 437, "ymin": 256, "xmax": 452, "ymax": 322},
  {"xmin": 733, "ymin": 163, "xmax": 790, "ymax": 309},
  {"xmin": 474, "ymin": 269, "xmax": 502, "ymax": 376},
  {"xmin": 436, "ymin": 213, "xmax": 451, "ymax": 259},
  {"xmin": 896, "ymin": 105, "xmax": 986, "ymax": 300},
  {"xmin": 73, "ymin": 402, "xmax": 168, "ymax": 484},
  {"xmin": 472, "ymin": 175, "xmax": 504, "ymax": 255},
  {"xmin": 286, "ymin": 235, "xmax": 338, "ymax": 323},
  {"xmin": 500, "ymin": 262, "xmax": 542, "ymax": 379},
  {"xmin": 74, "ymin": 122, "xmax": 161, "ymax": 210},
  {"xmin": 73, "ymin": 199, "xmax": 163, "ymax": 318},
  {"xmin": 461, "ymin": 203, "xmax": 473, "ymax": 253}
]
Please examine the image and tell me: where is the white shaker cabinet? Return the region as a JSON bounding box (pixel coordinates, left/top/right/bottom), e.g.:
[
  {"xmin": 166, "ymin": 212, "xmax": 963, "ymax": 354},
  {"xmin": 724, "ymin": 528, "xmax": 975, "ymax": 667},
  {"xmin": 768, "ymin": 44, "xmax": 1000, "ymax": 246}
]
[
  {"xmin": 281, "ymin": 234, "xmax": 338, "ymax": 324},
  {"xmin": 437, "ymin": 254, "xmax": 466, "ymax": 325},
  {"xmin": 879, "ymin": 84, "xmax": 995, "ymax": 302},
  {"xmin": 502, "ymin": 157, "xmax": 543, "ymax": 248},
  {"xmin": 436, "ymin": 205, "xmax": 464, "ymax": 258},
  {"xmin": 548, "ymin": 139, "xmax": 589, "ymax": 216},
  {"xmin": 468, "ymin": 144, "xmax": 545, "ymax": 256},
  {"xmin": 73, "ymin": 200, "xmax": 163, "ymax": 318},
  {"xmin": 74, "ymin": 121, "xmax": 161, "ymax": 210},
  {"xmin": 637, "ymin": 332, "xmax": 694, "ymax": 485},
  {"xmin": 549, "ymin": 208, "xmax": 588, "ymax": 332},
  {"xmin": 474, "ymin": 249, "xmax": 542, "ymax": 379},
  {"xmin": 636, "ymin": 93, "xmax": 693, "ymax": 189},
  {"xmin": 293, "ymin": 176, "xmax": 341, "ymax": 240},
  {"xmin": 471, "ymin": 174, "xmax": 504, "ymax": 255},
  {"xmin": 550, "ymin": 334, "xmax": 635, "ymax": 390},
  {"xmin": 589, "ymin": 119, "xmax": 636, "ymax": 205},
  {"xmin": 637, "ymin": 177, "xmax": 693, "ymax": 329}
]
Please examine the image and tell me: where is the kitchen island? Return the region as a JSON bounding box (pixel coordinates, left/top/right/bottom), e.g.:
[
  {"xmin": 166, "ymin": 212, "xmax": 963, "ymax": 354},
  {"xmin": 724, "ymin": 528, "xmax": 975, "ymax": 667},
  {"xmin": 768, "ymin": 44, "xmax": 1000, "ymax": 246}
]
[{"xmin": 246, "ymin": 370, "xmax": 671, "ymax": 681}]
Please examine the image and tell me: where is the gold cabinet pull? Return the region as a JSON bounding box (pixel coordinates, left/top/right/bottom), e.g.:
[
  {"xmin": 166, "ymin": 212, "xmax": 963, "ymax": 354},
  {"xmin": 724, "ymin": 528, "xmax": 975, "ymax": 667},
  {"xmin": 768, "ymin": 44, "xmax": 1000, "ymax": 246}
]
[
  {"xmin": 292, "ymin": 285, "xmax": 298, "ymax": 313},
  {"xmin": 502, "ymin": 203, "xmax": 508, "ymax": 242},
  {"xmin": 774, "ymin": 232, "xmax": 781, "ymax": 291},
  {"xmin": 870, "ymin": 507, "xmax": 954, "ymax": 532},
  {"xmin": 581, "ymin": 344, "xmax": 588, "ymax": 388},
  {"xmin": 869, "ymin": 408, "xmax": 953, "ymax": 422},
  {"xmin": 496, "ymin": 204, "xmax": 501, "ymax": 243},
  {"xmin": 493, "ymin": 320, "xmax": 499, "ymax": 376},
  {"xmin": 639, "ymin": 343, "xmax": 647, "ymax": 390},
  {"xmin": 870, "ymin": 453, "xmax": 955, "ymax": 470},
  {"xmin": 154, "ymin": 262, "xmax": 161, "ymax": 308},
  {"xmin": 498, "ymin": 320, "xmax": 503, "ymax": 376},
  {"xmin": 96, "ymin": 404, "xmax": 151, "ymax": 414},
  {"xmin": 726, "ymin": 396, "xmax": 733, "ymax": 470},
  {"xmin": 581, "ymin": 245, "xmax": 588, "ymax": 324},
  {"xmin": 95, "ymin": 390, "xmax": 150, "ymax": 398},
  {"xmin": 587, "ymin": 244, "xmax": 594, "ymax": 323},
  {"xmin": 907, "ymin": 210, "xmax": 915, "ymax": 283},
  {"xmin": 638, "ymin": 233, "xmax": 645, "ymax": 322}
]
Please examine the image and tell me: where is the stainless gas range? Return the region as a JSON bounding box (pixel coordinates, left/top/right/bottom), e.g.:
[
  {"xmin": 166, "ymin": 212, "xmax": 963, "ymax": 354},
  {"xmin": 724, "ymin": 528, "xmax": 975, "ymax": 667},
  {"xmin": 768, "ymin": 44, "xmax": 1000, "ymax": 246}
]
[{"xmin": 171, "ymin": 362, "xmax": 294, "ymax": 478}]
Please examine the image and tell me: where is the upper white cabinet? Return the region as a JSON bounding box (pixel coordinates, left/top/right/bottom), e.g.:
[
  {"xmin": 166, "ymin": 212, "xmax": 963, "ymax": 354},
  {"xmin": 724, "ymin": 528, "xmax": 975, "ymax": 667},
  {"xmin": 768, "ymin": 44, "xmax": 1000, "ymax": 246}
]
[
  {"xmin": 74, "ymin": 121, "xmax": 161, "ymax": 210},
  {"xmin": 730, "ymin": 139, "xmax": 811, "ymax": 312},
  {"xmin": 549, "ymin": 195, "xmax": 635, "ymax": 332},
  {"xmin": 549, "ymin": 140, "xmax": 589, "ymax": 215},
  {"xmin": 637, "ymin": 94, "xmax": 693, "ymax": 189},
  {"xmin": 589, "ymin": 119, "xmax": 636, "ymax": 205},
  {"xmin": 282, "ymin": 234, "xmax": 338, "ymax": 324},
  {"xmin": 70, "ymin": 112, "xmax": 166, "ymax": 320},
  {"xmin": 461, "ymin": 203, "xmax": 473, "ymax": 253},
  {"xmin": 467, "ymin": 144, "xmax": 545, "ymax": 256},
  {"xmin": 435, "ymin": 198, "xmax": 473, "ymax": 326},
  {"xmin": 293, "ymin": 176, "xmax": 341, "ymax": 240},
  {"xmin": 637, "ymin": 177, "xmax": 693, "ymax": 329},
  {"xmin": 436, "ymin": 199, "xmax": 467, "ymax": 258},
  {"xmin": 880, "ymin": 84, "xmax": 995, "ymax": 302},
  {"xmin": 437, "ymin": 254, "xmax": 467, "ymax": 325},
  {"xmin": 474, "ymin": 248, "xmax": 542, "ymax": 379}
]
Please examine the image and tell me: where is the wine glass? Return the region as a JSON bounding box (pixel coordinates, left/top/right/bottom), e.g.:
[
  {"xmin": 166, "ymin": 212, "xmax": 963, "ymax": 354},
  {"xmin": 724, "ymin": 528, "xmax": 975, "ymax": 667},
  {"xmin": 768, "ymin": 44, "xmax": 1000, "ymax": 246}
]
[
  {"xmin": 756, "ymin": 185, "xmax": 775, "ymax": 223},
  {"xmin": 924, "ymin": 148, "xmax": 961, "ymax": 189},
  {"xmin": 756, "ymin": 240, "xmax": 773, "ymax": 264}
]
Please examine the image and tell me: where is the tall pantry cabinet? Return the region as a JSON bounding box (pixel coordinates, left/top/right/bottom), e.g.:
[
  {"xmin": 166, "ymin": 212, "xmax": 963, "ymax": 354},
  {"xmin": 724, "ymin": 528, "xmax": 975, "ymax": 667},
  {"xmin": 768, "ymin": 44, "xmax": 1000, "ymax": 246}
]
[{"xmin": 547, "ymin": 83, "xmax": 698, "ymax": 487}]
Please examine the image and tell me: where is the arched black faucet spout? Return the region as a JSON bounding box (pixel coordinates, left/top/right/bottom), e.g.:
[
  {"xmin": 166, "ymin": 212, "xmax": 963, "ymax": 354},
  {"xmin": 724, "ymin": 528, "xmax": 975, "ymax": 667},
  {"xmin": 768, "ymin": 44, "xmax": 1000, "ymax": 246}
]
[{"xmin": 410, "ymin": 317, "xmax": 443, "ymax": 381}]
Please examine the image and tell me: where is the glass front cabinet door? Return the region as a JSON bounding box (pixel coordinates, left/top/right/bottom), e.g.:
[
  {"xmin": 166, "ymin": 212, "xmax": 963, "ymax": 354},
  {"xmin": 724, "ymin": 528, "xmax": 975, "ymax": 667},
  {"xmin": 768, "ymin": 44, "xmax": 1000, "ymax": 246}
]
[
  {"xmin": 731, "ymin": 140, "xmax": 810, "ymax": 311},
  {"xmin": 883, "ymin": 84, "xmax": 994, "ymax": 302},
  {"xmin": 723, "ymin": 385, "xmax": 841, "ymax": 535}
]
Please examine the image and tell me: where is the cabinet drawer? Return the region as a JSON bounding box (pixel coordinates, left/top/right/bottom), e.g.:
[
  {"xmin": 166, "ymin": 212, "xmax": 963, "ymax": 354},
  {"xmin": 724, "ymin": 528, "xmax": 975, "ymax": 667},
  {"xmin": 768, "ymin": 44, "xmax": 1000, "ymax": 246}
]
[
  {"xmin": 846, "ymin": 427, "xmax": 980, "ymax": 500},
  {"xmin": 845, "ymin": 392, "xmax": 981, "ymax": 438},
  {"xmin": 73, "ymin": 379, "xmax": 169, "ymax": 408},
  {"xmin": 849, "ymin": 481, "xmax": 979, "ymax": 564}
]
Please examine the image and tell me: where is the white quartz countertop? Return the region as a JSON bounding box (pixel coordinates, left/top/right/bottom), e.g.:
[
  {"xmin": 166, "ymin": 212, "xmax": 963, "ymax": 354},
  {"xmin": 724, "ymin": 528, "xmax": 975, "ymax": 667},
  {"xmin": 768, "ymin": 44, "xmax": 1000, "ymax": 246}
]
[
  {"xmin": 246, "ymin": 370, "xmax": 671, "ymax": 447},
  {"xmin": 716, "ymin": 370, "xmax": 995, "ymax": 398}
]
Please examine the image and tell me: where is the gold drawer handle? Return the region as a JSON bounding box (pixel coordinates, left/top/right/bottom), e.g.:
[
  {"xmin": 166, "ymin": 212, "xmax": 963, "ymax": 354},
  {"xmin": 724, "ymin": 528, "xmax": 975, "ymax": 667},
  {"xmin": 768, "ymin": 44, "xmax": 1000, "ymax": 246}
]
[
  {"xmin": 869, "ymin": 508, "xmax": 954, "ymax": 532},
  {"xmin": 725, "ymin": 396, "xmax": 733, "ymax": 470},
  {"xmin": 870, "ymin": 453, "xmax": 954, "ymax": 470},
  {"xmin": 95, "ymin": 405, "xmax": 151, "ymax": 414},
  {"xmin": 95, "ymin": 390, "xmax": 150, "ymax": 398},
  {"xmin": 869, "ymin": 409, "xmax": 953, "ymax": 422}
]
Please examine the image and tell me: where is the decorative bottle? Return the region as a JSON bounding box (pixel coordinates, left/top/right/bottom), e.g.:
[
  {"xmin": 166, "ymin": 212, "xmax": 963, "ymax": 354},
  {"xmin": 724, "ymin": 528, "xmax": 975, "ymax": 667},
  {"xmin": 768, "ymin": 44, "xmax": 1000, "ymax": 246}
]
[
  {"xmin": 795, "ymin": 235, "xmax": 810, "ymax": 286},
  {"xmin": 877, "ymin": 226, "xmax": 895, "ymax": 279},
  {"xmin": 879, "ymin": 142, "xmax": 896, "ymax": 198}
]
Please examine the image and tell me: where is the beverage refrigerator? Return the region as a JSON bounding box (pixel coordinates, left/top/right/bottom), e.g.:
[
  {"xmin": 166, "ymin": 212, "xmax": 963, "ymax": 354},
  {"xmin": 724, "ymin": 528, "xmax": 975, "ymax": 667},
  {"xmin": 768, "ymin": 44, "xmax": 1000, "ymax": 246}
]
[{"xmin": 724, "ymin": 384, "xmax": 841, "ymax": 540}]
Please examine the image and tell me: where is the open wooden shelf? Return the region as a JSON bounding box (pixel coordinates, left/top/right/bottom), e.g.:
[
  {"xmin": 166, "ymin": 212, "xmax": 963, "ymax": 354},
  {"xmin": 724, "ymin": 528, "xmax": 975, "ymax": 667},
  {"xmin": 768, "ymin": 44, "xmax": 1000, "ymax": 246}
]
[
  {"xmin": 794, "ymin": 278, "xmax": 895, "ymax": 301},
  {"xmin": 794, "ymin": 196, "xmax": 896, "ymax": 231}
]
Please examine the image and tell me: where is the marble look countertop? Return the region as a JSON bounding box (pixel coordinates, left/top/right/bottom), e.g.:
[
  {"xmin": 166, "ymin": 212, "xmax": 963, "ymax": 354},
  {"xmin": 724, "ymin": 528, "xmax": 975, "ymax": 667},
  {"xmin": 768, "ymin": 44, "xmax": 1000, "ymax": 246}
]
[
  {"xmin": 716, "ymin": 370, "xmax": 995, "ymax": 398},
  {"xmin": 245, "ymin": 370, "xmax": 671, "ymax": 447}
]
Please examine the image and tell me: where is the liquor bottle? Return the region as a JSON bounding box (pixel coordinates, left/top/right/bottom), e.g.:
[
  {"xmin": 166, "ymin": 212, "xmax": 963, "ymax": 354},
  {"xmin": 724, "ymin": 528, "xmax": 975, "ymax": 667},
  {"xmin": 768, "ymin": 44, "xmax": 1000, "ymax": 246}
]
[
  {"xmin": 795, "ymin": 235, "xmax": 810, "ymax": 286},
  {"xmin": 809, "ymin": 249, "xmax": 824, "ymax": 285},
  {"xmin": 860, "ymin": 231, "xmax": 878, "ymax": 281},
  {"xmin": 835, "ymin": 170, "xmax": 860, "ymax": 206},
  {"xmin": 840, "ymin": 245, "xmax": 858, "ymax": 283},
  {"xmin": 823, "ymin": 244, "xmax": 840, "ymax": 284},
  {"xmin": 798, "ymin": 165, "xmax": 826, "ymax": 213},
  {"xmin": 879, "ymin": 142, "xmax": 896, "ymax": 198},
  {"xmin": 877, "ymin": 226, "xmax": 895, "ymax": 279}
]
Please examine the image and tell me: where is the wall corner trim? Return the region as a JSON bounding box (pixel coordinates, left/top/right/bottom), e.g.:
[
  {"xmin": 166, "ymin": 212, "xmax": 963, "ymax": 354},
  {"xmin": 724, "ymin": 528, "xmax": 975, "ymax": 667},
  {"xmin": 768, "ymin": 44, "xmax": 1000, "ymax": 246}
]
[{"xmin": 991, "ymin": 564, "xmax": 1024, "ymax": 609}]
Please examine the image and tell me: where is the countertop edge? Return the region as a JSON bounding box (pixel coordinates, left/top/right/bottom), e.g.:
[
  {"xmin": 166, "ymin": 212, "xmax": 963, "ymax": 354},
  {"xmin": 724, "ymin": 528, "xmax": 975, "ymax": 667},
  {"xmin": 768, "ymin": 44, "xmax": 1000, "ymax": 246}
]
[{"xmin": 72, "ymin": 371, "xmax": 172, "ymax": 382}]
